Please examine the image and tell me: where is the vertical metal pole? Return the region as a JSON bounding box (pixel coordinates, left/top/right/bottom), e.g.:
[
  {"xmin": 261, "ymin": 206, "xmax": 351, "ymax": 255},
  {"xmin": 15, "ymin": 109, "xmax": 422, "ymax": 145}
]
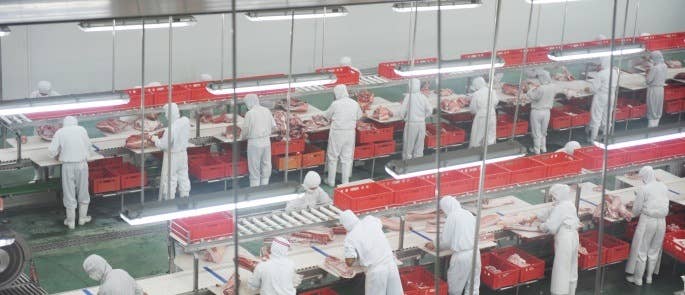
[
  {"xmin": 166, "ymin": 16, "xmax": 174, "ymax": 203},
  {"xmin": 230, "ymin": 2, "xmax": 240, "ymax": 293},
  {"xmin": 534, "ymin": 6, "xmax": 541, "ymax": 47},
  {"xmin": 139, "ymin": 19, "xmax": 146, "ymax": 205},
  {"xmin": 434, "ymin": 1, "xmax": 443, "ymax": 293},
  {"xmin": 25, "ymin": 27, "xmax": 31, "ymax": 97},
  {"xmin": 631, "ymin": 0, "xmax": 640, "ymax": 41},
  {"xmin": 221, "ymin": 14, "xmax": 226, "ymax": 82},
  {"xmin": 471, "ymin": 1, "xmax": 503, "ymax": 294},
  {"xmin": 609, "ymin": 0, "xmax": 631, "ymax": 137},
  {"xmin": 0, "ymin": 36, "xmax": 4, "ymax": 100},
  {"xmin": 320, "ymin": 7, "xmax": 326, "ymax": 68},
  {"xmin": 193, "ymin": 253, "xmax": 199, "ymax": 291},
  {"xmin": 111, "ymin": 19, "xmax": 116, "ymax": 92},
  {"xmin": 313, "ymin": 19, "xmax": 318, "ymax": 70},
  {"xmin": 560, "ymin": 0, "xmax": 569, "ymax": 50},
  {"xmin": 510, "ymin": 0, "xmax": 536, "ymax": 141},
  {"xmin": 398, "ymin": 216, "xmax": 406, "ymax": 250},
  {"xmin": 285, "ymin": 12, "xmax": 295, "ymax": 182}
]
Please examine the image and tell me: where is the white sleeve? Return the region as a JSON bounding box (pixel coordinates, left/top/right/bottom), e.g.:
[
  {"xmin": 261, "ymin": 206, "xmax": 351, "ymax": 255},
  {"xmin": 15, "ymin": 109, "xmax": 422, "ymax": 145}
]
[
  {"xmin": 316, "ymin": 188, "xmax": 332, "ymax": 205},
  {"xmin": 541, "ymin": 205, "xmax": 562, "ymax": 233},
  {"xmin": 527, "ymin": 86, "xmax": 543, "ymax": 102},
  {"xmin": 343, "ymin": 236, "xmax": 358, "ymax": 259},
  {"xmin": 424, "ymin": 97, "xmax": 434, "ymax": 118},
  {"xmin": 439, "ymin": 215, "xmax": 456, "ymax": 251},
  {"xmin": 633, "ymin": 189, "xmax": 646, "ymax": 217},
  {"xmin": 48, "ymin": 131, "xmax": 60, "ymax": 158},
  {"xmin": 399, "ymin": 95, "xmax": 409, "ymax": 120},
  {"xmin": 325, "ymin": 103, "xmax": 335, "ymax": 121},
  {"xmin": 153, "ymin": 128, "xmax": 170, "ymax": 150},
  {"xmin": 239, "ymin": 113, "xmax": 251, "ymax": 141},
  {"xmin": 247, "ymin": 263, "xmax": 263, "ymax": 291}
]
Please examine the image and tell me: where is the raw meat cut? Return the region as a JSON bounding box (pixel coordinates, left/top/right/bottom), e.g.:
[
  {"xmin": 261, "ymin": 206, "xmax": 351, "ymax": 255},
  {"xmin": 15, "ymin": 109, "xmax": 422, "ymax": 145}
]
[
  {"xmin": 356, "ymin": 122, "xmax": 373, "ymax": 131},
  {"xmin": 440, "ymin": 96, "xmax": 469, "ymax": 113},
  {"xmin": 439, "ymin": 88, "xmax": 455, "ymax": 97},
  {"xmin": 499, "ymin": 213, "xmax": 538, "ymax": 228},
  {"xmin": 674, "ymin": 238, "xmax": 685, "ymax": 248},
  {"xmin": 372, "ymin": 106, "xmax": 394, "ymax": 121},
  {"xmin": 502, "ymin": 83, "xmax": 520, "ymax": 96},
  {"xmin": 354, "ymin": 90, "xmax": 375, "ymax": 112},
  {"xmin": 675, "ymin": 72, "xmax": 685, "ymax": 80},
  {"xmin": 302, "ymin": 120, "xmax": 318, "ymax": 132},
  {"xmin": 133, "ymin": 118, "xmax": 162, "ymax": 132},
  {"xmin": 324, "ymin": 256, "xmax": 355, "ymax": 278},
  {"xmin": 312, "ymin": 115, "xmax": 330, "ymax": 127},
  {"xmin": 484, "ymin": 265, "xmax": 501, "ymax": 274},
  {"xmin": 507, "ymin": 254, "xmax": 528, "ymax": 267},
  {"xmin": 96, "ymin": 119, "xmax": 128, "ymax": 134},
  {"xmin": 273, "ymin": 110, "xmax": 306, "ymax": 139},
  {"xmin": 578, "ymin": 246, "xmax": 588, "ymax": 255},
  {"xmin": 145, "ymin": 113, "xmax": 159, "ymax": 120},
  {"xmin": 219, "ymin": 272, "xmax": 237, "ymax": 295},
  {"xmin": 124, "ymin": 131, "xmax": 162, "ymax": 149},
  {"xmin": 201, "ymin": 112, "xmax": 234, "ymax": 124},
  {"xmin": 237, "ymin": 255, "xmax": 259, "ymax": 272},
  {"xmin": 668, "ymin": 224, "xmax": 681, "ymax": 232},
  {"xmin": 480, "ymin": 214, "xmax": 501, "ymax": 228},
  {"xmin": 276, "ymin": 98, "xmax": 308, "ymax": 112},
  {"xmin": 291, "ymin": 229, "xmax": 334, "ymax": 245},
  {"xmin": 666, "ymin": 60, "xmax": 683, "ymax": 68},
  {"xmin": 36, "ymin": 124, "xmax": 61, "ymax": 141},
  {"xmin": 332, "ymin": 226, "xmax": 347, "ymax": 235},
  {"xmin": 202, "ymin": 247, "xmax": 227, "ymax": 263},
  {"xmin": 552, "ymin": 67, "xmax": 575, "ymax": 81},
  {"xmin": 222, "ymin": 126, "xmax": 242, "ymax": 141},
  {"xmin": 406, "ymin": 210, "xmax": 438, "ymax": 221},
  {"xmin": 593, "ymin": 194, "xmax": 633, "ymax": 221},
  {"xmin": 380, "ymin": 217, "xmax": 410, "ymax": 231},
  {"xmin": 480, "ymin": 231, "xmax": 495, "ymax": 242}
]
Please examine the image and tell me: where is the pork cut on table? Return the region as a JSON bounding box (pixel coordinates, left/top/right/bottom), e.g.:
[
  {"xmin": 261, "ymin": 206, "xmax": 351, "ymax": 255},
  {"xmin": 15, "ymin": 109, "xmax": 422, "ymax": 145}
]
[
  {"xmin": 290, "ymin": 229, "xmax": 334, "ymax": 245},
  {"xmin": 302, "ymin": 120, "xmax": 318, "ymax": 132},
  {"xmin": 440, "ymin": 96, "xmax": 469, "ymax": 113},
  {"xmin": 312, "ymin": 115, "xmax": 330, "ymax": 127},
  {"xmin": 666, "ymin": 60, "xmax": 683, "ymax": 68},
  {"xmin": 96, "ymin": 118, "xmax": 128, "ymax": 134},
  {"xmin": 673, "ymin": 238, "xmax": 685, "ymax": 248},
  {"xmin": 219, "ymin": 272, "xmax": 237, "ymax": 295},
  {"xmin": 480, "ymin": 214, "xmax": 501, "ymax": 228},
  {"xmin": 201, "ymin": 112, "xmax": 234, "ymax": 124},
  {"xmin": 372, "ymin": 106, "xmax": 394, "ymax": 121},
  {"xmin": 674, "ymin": 72, "xmax": 685, "ymax": 80},
  {"xmin": 202, "ymin": 246, "xmax": 227, "ymax": 263},
  {"xmin": 36, "ymin": 124, "xmax": 61, "ymax": 141},
  {"xmin": 133, "ymin": 118, "xmax": 162, "ymax": 132},
  {"xmin": 439, "ymin": 88, "xmax": 455, "ymax": 97},
  {"xmin": 593, "ymin": 194, "xmax": 633, "ymax": 221},
  {"xmin": 354, "ymin": 90, "xmax": 375, "ymax": 112},
  {"xmin": 276, "ymin": 98, "xmax": 309, "ymax": 112},
  {"xmin": 507, "ymin": 254, "xmax": 528, "ymax": 267},
  {"xmin": 237, "ymin": 255, "xmax": 259, "ymax": 272},
  {"xmin": 502, "ymin": 83, "xmax": 520, "ymax": 96},
  {"xmin": 499, "ymin": 213, "xmax": 538, "ymax": 228},
  {"xmin": 124, "ymin": 131, "xmax": 162, "ymax": 149},
  {"xmin": 332, "ymin": 226, "xmax": 347, "ymax": 235},
  {"xmin": 324, "ymin": 256, "xmax": 356, "ymax": 278},
  {"xmin": 145, "ymin": 113, "xmax": 159, "ymax": 121},
  {"xmin": 222, "ymin": 126, "xmax": 242, "ymax": 141},
  {"xmin": 553, "ymin": 67, "xmax": 575, "ymax": 81}
]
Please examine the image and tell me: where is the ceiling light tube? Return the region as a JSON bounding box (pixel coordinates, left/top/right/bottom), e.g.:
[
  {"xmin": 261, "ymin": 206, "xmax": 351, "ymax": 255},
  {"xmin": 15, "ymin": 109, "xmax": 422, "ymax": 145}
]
[
  {"xmin": 594, "ymin": 132, "xmax": 685, "ymax": 150},
  {"xmin": 392, "ymin": 0, "xmax": 482, "ymax": 12},
  {"xmin": 525, "ymin": 0, "xmax": 583, "ymax": 4},
  {"xmin": 386, "ymin": 154, "xmax": 524, "ymax": 179},
  {"xmin": 394, "ymin": 57, "xmax": 504, "ymax": 77},
  {"xmin": 548, "ymin": 43, "xmax": 644, "ymax": 62},
  {"xmin": 206, "ymin": 73, "xmax": 336, "ymax": 95},
  {"xmin": 0, "ymin": 92, "xmax": 130, "ymax": 116},
  {"xmin": 0, "ymin": 26, "xmax": 10, "ymax": 37},
  {"xmin": 245, "ymin": 7, "xmax": 348, "ymax": 21},
  {"xmin": 78, "ymin": 16, "xmax": 196, "ymax": 32}
]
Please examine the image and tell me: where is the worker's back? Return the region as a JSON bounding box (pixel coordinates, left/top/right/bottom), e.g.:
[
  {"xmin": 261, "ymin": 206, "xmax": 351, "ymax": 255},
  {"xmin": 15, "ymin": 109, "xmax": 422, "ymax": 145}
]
[
  {"xmin": 327, "ymin": 98, "xmax": 362, "ymax": 130},
  {"xmin": 345, "ymin": 216, "xmax": 394, "ymax": 267},
  {"xmin": 50, "ymin": 123, "xmax": 90, "ymax": 162},
  {"xmin": 244, "ymin": 105, "xmax": 274, "ymax": 143}
]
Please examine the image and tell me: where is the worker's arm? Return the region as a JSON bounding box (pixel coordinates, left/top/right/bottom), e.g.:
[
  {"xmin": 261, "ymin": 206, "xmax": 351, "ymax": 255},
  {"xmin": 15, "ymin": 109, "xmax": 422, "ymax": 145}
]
[
  {"xmin": 424, "ymin": 96, "xmax": 434, "ymax": 118},
  {"xmin": 153, "ymin": 127, "xmax": 171, "ymax": 150},
  {"xmin": 343, "ymin": 236, "xmax": 358, "ymax": 267},
  {"xmin": 399, "ymin": 95, "xmax": 409, "ymax": 120},
  {"xmin": 632, "ymin": 189, "xmax": 646, "ymax": 217},
  {"xmin": 48, "ymin": 130, "xmax": 60, "ymax": 158},
  {"xmin": 316, "ymin": 188, "xmax": 332, "ymax": 205},
  {"xmin": 239, "ymin": 113, "xmax": 251, "ymax": 141},
  {"xmin": 247, "ymin": 263, "xmax": 263, "ymax": 291},
  {"xmin": 324, "ymin": 102, "xmax": 336, "ymax": 121},
  {"xmin": 539, "ymin": 205, "xmax": 561, "ymax": 233},
  {"xmin": 645, "ymin": 65, "xmax": 657, "ymax": 86},
  {"xmin": 527, "ymin": 85, "xmax": 543, "ymax": 102},
  {"xmin": 468, "ymin": 94, "xmax": 479, "ymax": 115}
]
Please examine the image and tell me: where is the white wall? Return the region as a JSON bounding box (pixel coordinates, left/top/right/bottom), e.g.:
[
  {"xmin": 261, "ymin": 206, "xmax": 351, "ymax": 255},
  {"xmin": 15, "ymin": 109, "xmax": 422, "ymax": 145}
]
[{"xmin": 1, "ymin": 0, "xmax": 684, "ymax": 100}]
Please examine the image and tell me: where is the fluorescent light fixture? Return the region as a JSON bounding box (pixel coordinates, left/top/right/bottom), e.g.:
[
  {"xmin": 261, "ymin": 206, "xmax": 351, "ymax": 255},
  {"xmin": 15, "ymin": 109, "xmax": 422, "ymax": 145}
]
[
  {"xmin": 525, "ymin": 0, "xmax": 583, "ymax": 4},
  {"xmin": 548, "ymin": 43, "xmax": 644, "ymax": 62},
  {"xmin": 594, "ymin": 132, "xmax": 685, "ymax": 150},
  {"xmin": 386, "ymin": 154, "xmax": 524, "ymax": 179},
  {"xmin": 206, "ymin": 73, "xmax": 336, "ymax": 95},
  {"xmin": 245, "ymin": 7, "xmax": 348, "ymax": 21},
  {"xmin": 394, "ymin": 57, "xmax": 504, "ymax": 77},
  {"xmin": 392, "ymin": 0, "xmax": 482, "ymax": 12},
  {"xmin": 0, "ymin": 92, "xmax": 130, "ymax": 116},
  {"xmin": 78, "ymin": 16, "xmax": 196, "ymax": 32},
  {"xmin": 0, "ymin": 26, "xmax": 10, "ymax": 37}
]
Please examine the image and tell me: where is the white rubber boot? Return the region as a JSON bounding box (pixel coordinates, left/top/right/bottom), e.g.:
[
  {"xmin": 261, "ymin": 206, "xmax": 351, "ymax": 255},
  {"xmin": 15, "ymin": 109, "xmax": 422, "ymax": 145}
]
[
  {"xmin": 64, "ymin": 209, "xmax": 76, "ymax": 230},
  {"xmin": 78, "ymin": 205, "xmax": 92, "ymax": 226}
]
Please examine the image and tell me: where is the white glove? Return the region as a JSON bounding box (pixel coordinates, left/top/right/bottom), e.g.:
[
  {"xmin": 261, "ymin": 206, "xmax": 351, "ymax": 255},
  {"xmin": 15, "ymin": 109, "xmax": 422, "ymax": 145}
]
[{"xmin": 150, "ymin": 135, "xmax": 160, "ymax": 143}]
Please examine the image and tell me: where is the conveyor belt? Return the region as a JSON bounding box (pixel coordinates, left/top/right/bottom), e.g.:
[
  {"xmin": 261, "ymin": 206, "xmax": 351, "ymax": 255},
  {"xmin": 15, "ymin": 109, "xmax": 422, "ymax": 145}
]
[
  {"xmin": 32, "ymin": 224, "xmax": 166, "ymax": 253},
  {"xmin": 236, "ymin": 205, "xmax": 343, "ymax": 238},
  {"xmin": 0, "ymin": 273, "xmax": 47, "ymax": 295}
]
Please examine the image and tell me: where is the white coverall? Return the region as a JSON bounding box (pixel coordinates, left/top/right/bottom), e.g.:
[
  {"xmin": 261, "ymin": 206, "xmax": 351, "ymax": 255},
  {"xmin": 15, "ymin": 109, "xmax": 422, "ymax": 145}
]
[
  {"xmin": 248, "ymin": 236, "xmax": 299, "ymax": 295},
  {"xmin": 30, "ymin": 80, "xmax": 60, "ymax": 98},
  {"xmin": 83, "ymin": 254, "xmax": 145, "ymax": 295},
  {"xmin": 48, "ymin": 116, "xmax": 93, "ymax": 228},
  {"xmin": 469, "ymin": 77, "xmax": 499, "ymax": 148},
  {"xmin": 626, "ymin": 166, "xmax": 669, "ymax": 285},
  {"xmin": 241, "ymin": 94, "xmax": 276, "ymax": 187},
  {"xmin": 555, "ymin": 141, "xmax": 581, "ymax": 156},
  {"xmin": 400, "ymin": 78, "xmax": 433, "ymax": 160},
  {"xmin": 340, "ymin": 210, "xmax": 403, "ymax": 295},
  {"xmin": 325, "ymin": 85, "xmax": 363, "ymax": 186},
  {"xmin": 153, "ymin": 103, "xmax": 191, "ymax": 200},
  {"xmin": 539, "ymin": 184, "xmax": 580, "ymax": 295},
  {"xmin": 588, "ymin": 58, "xmax": 619, "ymax": 141},
  {"xmin": 437, "ymin": 197, "xmax": 481, "ymax": 295},
  {"xmin": 527, "ymin": 70, "xmax": 559, "ymax": 154},
  {"xmin": 645, "ymin": 51, "xmax": 667, "ymax": 127},
  {"xmin": 285, "ymin": 171, "xmax": 331, "ymax": 211}
]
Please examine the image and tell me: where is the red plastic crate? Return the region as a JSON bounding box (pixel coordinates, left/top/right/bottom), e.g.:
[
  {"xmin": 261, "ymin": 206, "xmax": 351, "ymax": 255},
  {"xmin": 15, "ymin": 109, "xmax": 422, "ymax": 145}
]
[
  {"xmin": 529, "ymin": 152, "xmax": 582, "ymax": 179},
  {"xmin": 459, "ymin": 164, "xmax": 511, "ymax": 190},
  {"xmin": 665, "ymin": 85, "xmax": 685, "ymax": 101},
  {"xmin": 425, "ymin": 123, "xmax": 466, "ymax": 148},
  {"xmin": 106, "ymin": 163, "xmax": 147, "ymax": 190},
  {"xmin": 400, "ymin": 266, "xmax": 448, "ymax": 295},
  {"xmin": 613, "ymin": 105, "xmax": 631, "ymax": 121},
  {"xmin": 664, "ymin": 230, "xmax": 685, "ymax": 262},
  {"xmin": 665, "ymin": 99, "xmax": 684, "ymax": 114},
  {"xmin": 357, "ymin": 124, "xmax": 394, "ymax": 144},
  {"xmin": 334, "ymin": 182, "xmax": 394, "ymax": 213},
  {"xmin": 301, "ymin": 145, "xmax": 326, "ymax": 167},
  {"xmin": 557, "ymin": 106, "xmax": 590, "ymax": 127},
  {"xmin": 354, "ymin": 144, "xmax": 375, "ymax": 159},
  {"xmin": 273, "ymin": 154, "xmax": 302, "ymax": 171},
  {"xmin": 442, "ymin": 112, "xmax": 474, "ymax": 123},
  {"xmin": 185, "ymin": 82, "xmax": 213, "ymax": 101},
  {"xmin": 574, "ymin": 146, "xmax": 628, "ymax": 170},
  {"xmin": 89, "ymin": 156, "xmax": 123, "ymax": 169},
  {"xmin": 170, "ymin": 212, "xmax": 234, "ymax": 243},
  {"xmin": 377, "ymin": 58, "xmax": 437, "ymax": 80},
  {"xmin": 671, "ymin": 32, "xmax": 685, "ymax": 49},
  {"xmin": 496, "ymin": 157, "xmax": 547, "ymax": 184},
  {"xmin": 89, "ymin": 168, "xmax": 121, "ymax": 194},
  {"xmin": 299, "ymin": 288, "xmax": 338, "ymax": 295},
  {"xmin": 420, "ymin": 170, "xmax": 477, "ymax": 196},
  {"xmin": 658, "ymin": 139, "xmax": 685, "ymax": 158},
  {"xmin": 374, "ymin": 140, "xmax": 396, "ymax": 156},
  {"xmin": 578, "ymin": 239, "xmax": 607, "ymax": 270},
  {"xmin": 216, "ymin": 153, "xmax": 249, "ymax": 177},
  {"xmin": 316, "ymin": 66, "xmax": 360, "ymax": 86},
  {"xmin": 639, "ymin": 34, "xmax": 672, "ymax": 51},
  {"xmin": 481, "ymin": 252, "xmax": 520, "ymax": 289},
  {"xmin": 188, "ymin": 145, "xmax": 211, "ymax": 155},
  {"xmin": 625, "ymin": 214, "xmax": 685, "ymax": 240},
  {"xmin": 150, "ymin": 85, "xmax": 191, "ymax": 105},
  {"xmin": 271, "ymin": 138, "xmax": 305, "ymax": 156},
  {"xmin": 549, "ymin": 109, "xmax": 572, "ymax": 129},
  {"xmin": 620, "ymin": 144, "xmax": 658, "ymax": 163},
  {"xmin": 189, "ymin": 155, "xmax": 229, "ymax": 181},
  {"xmin": 627, "ymin": 103, "xmax": 647, "ymax": 119},
  {"xmin": 496, "ymin": 121, "xmax": 514, "ymax": 139},
  {"xmin": 308, "ymin": 130, "xmax": 329, "ymax": 142},
  {"xmin": 580, "ymin": 231, "xmax": 630, "ymax": 263},
  {"xmin": 489, "ymin": 247, "xmax": 545, "ymax": 282},
  {"xmin": 378, "ymin": 177, "xmax": 435, "ymax": 205}
]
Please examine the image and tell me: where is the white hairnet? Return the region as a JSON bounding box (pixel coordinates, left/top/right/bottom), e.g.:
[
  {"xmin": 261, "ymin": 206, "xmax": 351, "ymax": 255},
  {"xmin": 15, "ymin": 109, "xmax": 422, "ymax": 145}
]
[
  {"xmin": 550, "ymin": 184, "xmax": 572, "ymax": 203},
  {"xmin": 439, "ymin": 196, "xmax": 461, "ymax": 215},
  {"xmin": 303, "ymin": 171, "xmax": 321, "ymax": 190},
  {"xmin": 409, "ymin": 79, "xmax": 421, "ymax": 94},
  {"xmin": 563, "ymin": 141, "xmax": 581, "ymax": 155},
  {"xmin": 163, "ymin": 103, "xmax": 180, "ymax": 122},
  {"xmin": 244, "ymin": 94, "xmax": 260, "ymax": 110},
  {"xmin": 270, "ymin": 236, "xmax": 290, "ymax": 258},
  {"xmin": 339, "ymin": 210, "xmax": 359, "ymax": 231},
  {"xmin": 333, "ymin": 84, "xmax": 350, "ymax": 100},
  {"xmin": 83, "ymin": 254, "xmax": 112, "ymax": 282},
  {"xmin": 639, "ymin": 166, "xmax": 656, "ymax": 183},
  {"xmin": 471, "ymin": 77, "xmax": 487, "ymax": 91},
  {"xmin": 650, "ymin": 51, "xmax": 664, "ymax": 64},
  {"xmin": 38, "ymin": 81, "xmax": 52, "ymax": 95},
  {"xmin": 340, "ymin": 56, "xmax": 352, "ymax": 66},
  {"xmin": 200, "ymin": 73, "xmax": 213, "ymax": 81},
  {"xmin": 63, "ymin": 116, "xmax": 77, "ymax": 126},
  {"xmin": 537, "ymin": 69, "xmax": 552, "ymax": 85}
]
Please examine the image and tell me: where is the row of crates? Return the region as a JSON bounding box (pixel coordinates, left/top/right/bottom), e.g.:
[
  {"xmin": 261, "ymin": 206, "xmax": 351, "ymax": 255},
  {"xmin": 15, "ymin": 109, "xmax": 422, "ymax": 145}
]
[
  {"xmin": 89, "ymin": 157, "xmax": 146, "ymax": 194},
  {"xmin": 170, "ymin": 211, "xmax": 234, "ymax": 243},
  {"xmin": 354, "ymin": 140, "xmax": 397, "ymax": 160},
  {"xmin": 188, "ymin": 153, "xmax": 248, "ymax": 181},
  {"xmin": 574, "ymin": 139, "xmax": 685, "ymax": 171},
  {"xmin": 300, "ymin": 266, "xmax": 447, "ymax": 295},
  {"xmin": 273, "ymin": 145, "xmax": 326, "ymax": 171},
  {"xmin": 577, "ymin": 231, "xmax": 630, "ymax": 270}
]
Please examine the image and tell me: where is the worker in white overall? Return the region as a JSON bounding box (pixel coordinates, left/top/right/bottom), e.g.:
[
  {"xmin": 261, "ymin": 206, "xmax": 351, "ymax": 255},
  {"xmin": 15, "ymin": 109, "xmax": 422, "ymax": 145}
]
[
  {"xmin": 645, "ymin": 51, "xmax": 667, "ymax": 127},
  {"xmin": 151, "ymin": 103, "xmax": 191, "ymax": 201},
  {"xmin": 285, "ymin": 171, "xmax": 331, "ymax": 211},
  {"xmin": 526, "ymin": 69, "xmax": 559, "ymax": 154},
  {"xmin": 240, "ymin": 94, "xmax": 276, "ymax": 187},
  {"xmin": 400, "ymin": 78, "xmax": 433, "ymax": 159},
  {"xmin": 248, "ymin": 236, "xmax": 299, "ymax": 295},
  {"xmin": 83, "ymin": 254, "xmax": 146, "ymax": 295},
  {"xmin": 325, "ymin": 85, "xmax": 362, "ymax": 187},
  {"xmin": 469, "ymin": 77, "xmax": 499, "ymax": 148}
]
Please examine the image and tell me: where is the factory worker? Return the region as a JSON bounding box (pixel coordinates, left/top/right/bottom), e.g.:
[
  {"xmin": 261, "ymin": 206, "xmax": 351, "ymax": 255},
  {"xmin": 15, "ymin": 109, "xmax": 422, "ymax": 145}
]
[
  {"xmin": 538, "ymin": 184, "xmax": 580, "ymax": 295},
  {"xmin": 340, "ymin": 56, "xmax": 361, "ymax": 74},
  {"xmin": 556, "ymin": 141, "xmax": 581, "ymax": 156},
  {"xmin": 587, "ymin": 57, "xmax": 618, "ymax": 142},
  {"xmin": 240, "ymin": 94, "xmax": 276, "ymax": 187},
  {"xmin": 339, "ymin": 210, "xmax": 403, "ymax": 295},
  {"xmin": 400, "ymin": 78, "xmax": 433, "ymax": 160},
  {"xmin": 151, "ymin": 103, "xmax": 191, "ymax": 201},
  {"xmin": 48, "ymin": 116, "xmax": 93, "ymax": 229},
  {"xmin": 30, "ymin": 80, "xmax": 60, "ymax": 98},
  {"xmin": 626, "ymin": 166, "xmax": 669, "ymax": 286},
  {"xmin": 526, "ymin": 70, "xmax": 558, "ymax": 154},
  {"xmin": 325, "ymin": 85, "xmax": 363, "ymax": 187},
  {"xmin": 425, "ymin": 197, "xmax": 480, "ymax": 295},
  {"xmin": 469, "ymin": 77, "xmax": 499, "ymax": 148},
  {"xmin": 285, "ymin": 171, "xmax": 331, "ymax": 211},
  {"xmin": 248, "ymin": 236, "xmax": 299, "ymax": 295},
  {"xmin": 83, "ymin": 254, "xmax": 146, "ymax": 295},
  {"xmin": 645, "ymin": 51, "xmax": 667, "ymax": 127}
]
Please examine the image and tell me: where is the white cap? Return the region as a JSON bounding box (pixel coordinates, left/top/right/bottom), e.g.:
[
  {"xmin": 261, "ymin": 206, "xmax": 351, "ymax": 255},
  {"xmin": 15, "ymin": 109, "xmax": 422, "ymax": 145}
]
[{"xmin": 38, "ymin": 81, "xmax": 52, "ymax": 95}]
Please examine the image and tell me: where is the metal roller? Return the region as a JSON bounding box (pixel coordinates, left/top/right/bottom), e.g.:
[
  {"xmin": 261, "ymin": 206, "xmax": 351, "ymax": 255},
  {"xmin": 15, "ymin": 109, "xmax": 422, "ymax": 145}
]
[
  {"xmin": 319, "ymin": 206, "xmax": 337, "ymax": 218},
  {"xmin": 309, "ymin": 208, "xmax": 329, "ymax": 220},
  {"xmin": 262, "ymin": 217, "xmax": 283, "ymax": 230},
  {"xmin": 280, "ymin": 214, "xmax": 302, "ymax": 226},
  {"xmin": 271, "ymin": 215, "xmax": 293, "ymax": 227},
  {"xmin": 251, "ymin": 218, "xmax": 272, "ymax": 231},
  {"xmin": 300, "ymin": 210, "xmax": 322, "ymax": 223},
  {"xmin": 327, "ymin": 205, "xmax": 343, "ymax": 214},
  {"xmin": 290, "ymin": 211, "xmax": 312, "ymax": 224},
  {"xmin": 240, "ymin": 220, "xmax": 263, "ymax": 233},
  {"xmin": 237, "ymin": 227, "xmax": 252, "ymax": 236}
]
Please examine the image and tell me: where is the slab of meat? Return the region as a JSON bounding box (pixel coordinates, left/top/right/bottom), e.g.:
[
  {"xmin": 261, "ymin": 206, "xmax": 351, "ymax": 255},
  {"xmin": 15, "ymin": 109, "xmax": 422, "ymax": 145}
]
[
  {"xmin": 480, "ymin": 214, "xmax": 501, "ymax": 228},
  {"xmin": 372, "ymin": 106, "xmax": 394, "ymax": 121},
  {"xmin": 484, "ymin": 265, "xmax": 501, "ymax": 274},
  {"xmin": 666, "ymin": 60, "xmax": 683, "ymax": 68},
  {"xmin": 202, "ymin": 246, "xmax": 227, "ymax": 263},
  {"xmin": 237, "ymin": 255, "xmax": 259, "ymax": 272},
  {"xmin": 312, "ymin": 115, "xmax": 330, "ymax": 127},
  {"xmin": 36, "ymin": 124, "xmax": 61, "ymax": 141},
  {"xmin": 355, "ymin": 90, "xmax": 375, "ymax": 112},
  {"xmin": 482, "ymin": 198, "xmax": 515, "ymax": 209},
  {"xmin": 133, "ymin": 118, "xmax": 162, "ymax": 132},
  {"xmin": 507, "ymin": 254, "xmax": 529, "ymax": 267},
  {"xmin": 356, "ymin": 122, "xmax": 373, "ymax": 131},
  {"xmin": 675, "ymin": 72, "xmax": 685, "ymax": 80},
  {"xmin": 277, "ymin": 98, "xmax": 309, "ymax": 112},
  {"xmin": 124, "ymin": 131, "xmax": 162, "ymax": 149},
  {"xmin": 145, "ymin": 113, "xmax": 159, "ymax": 120},
  {"xmin": 502, "ymin": 83, "xmax": 520, "ymax": 96},
  {"xmin": 201, "ymin": 112, "xmax": 234, "ymax": 124},
  {"xmin": 96, "ymin": 118, "xmax": 128, "ymax": 134},
  {"xmin": 332, "ymin": 226, "xmax": 347, "ymax": 235},
  {"xmin": 673, "ymin": 238, "xmax": 685, "ymax": 248},
  {"xmin": 406, "ymin": 211, "xmax": 437, "ymax": 221},
  {"xmin": 440, "ymin": 96, "xmax": 469, "ymax": 113},
  {"xmin": 553, "ymin": 67, "xmax": 575, "ymax": 81},
  {"xmin": 593, "ymin": 194, "xmax": 633, "ymax": 221},
  {"xmin": 499, "ymin": 213, "xmax": 538, "ymax": 228},
  {"xmin": 480, "ymin": 231, "xmax": 495, "ymax": 242},
  {"xmin": 219, "ymin": 272, "xmax": 237, "ymax": 295},
  {"xmin": 325, "ymin": 256, "xmax": 355, "ymax": 278},
  {"xmin": 273, "ymin": 110, "xmax": 306, "ymax": 139},
  {"xmin": 291, "ymin": 229, "xmax": 334, "ymax": 245},
  {"xmin": 302, "ymin": 120, "xmax": 317, "ymax": 131},
  {"xmin": 223, "ymin": 126, "xmax": 242, "ymax": 141},
  {"xmin": 439, "ymin": 88, "xmax": 455, "ymax": 97}
]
